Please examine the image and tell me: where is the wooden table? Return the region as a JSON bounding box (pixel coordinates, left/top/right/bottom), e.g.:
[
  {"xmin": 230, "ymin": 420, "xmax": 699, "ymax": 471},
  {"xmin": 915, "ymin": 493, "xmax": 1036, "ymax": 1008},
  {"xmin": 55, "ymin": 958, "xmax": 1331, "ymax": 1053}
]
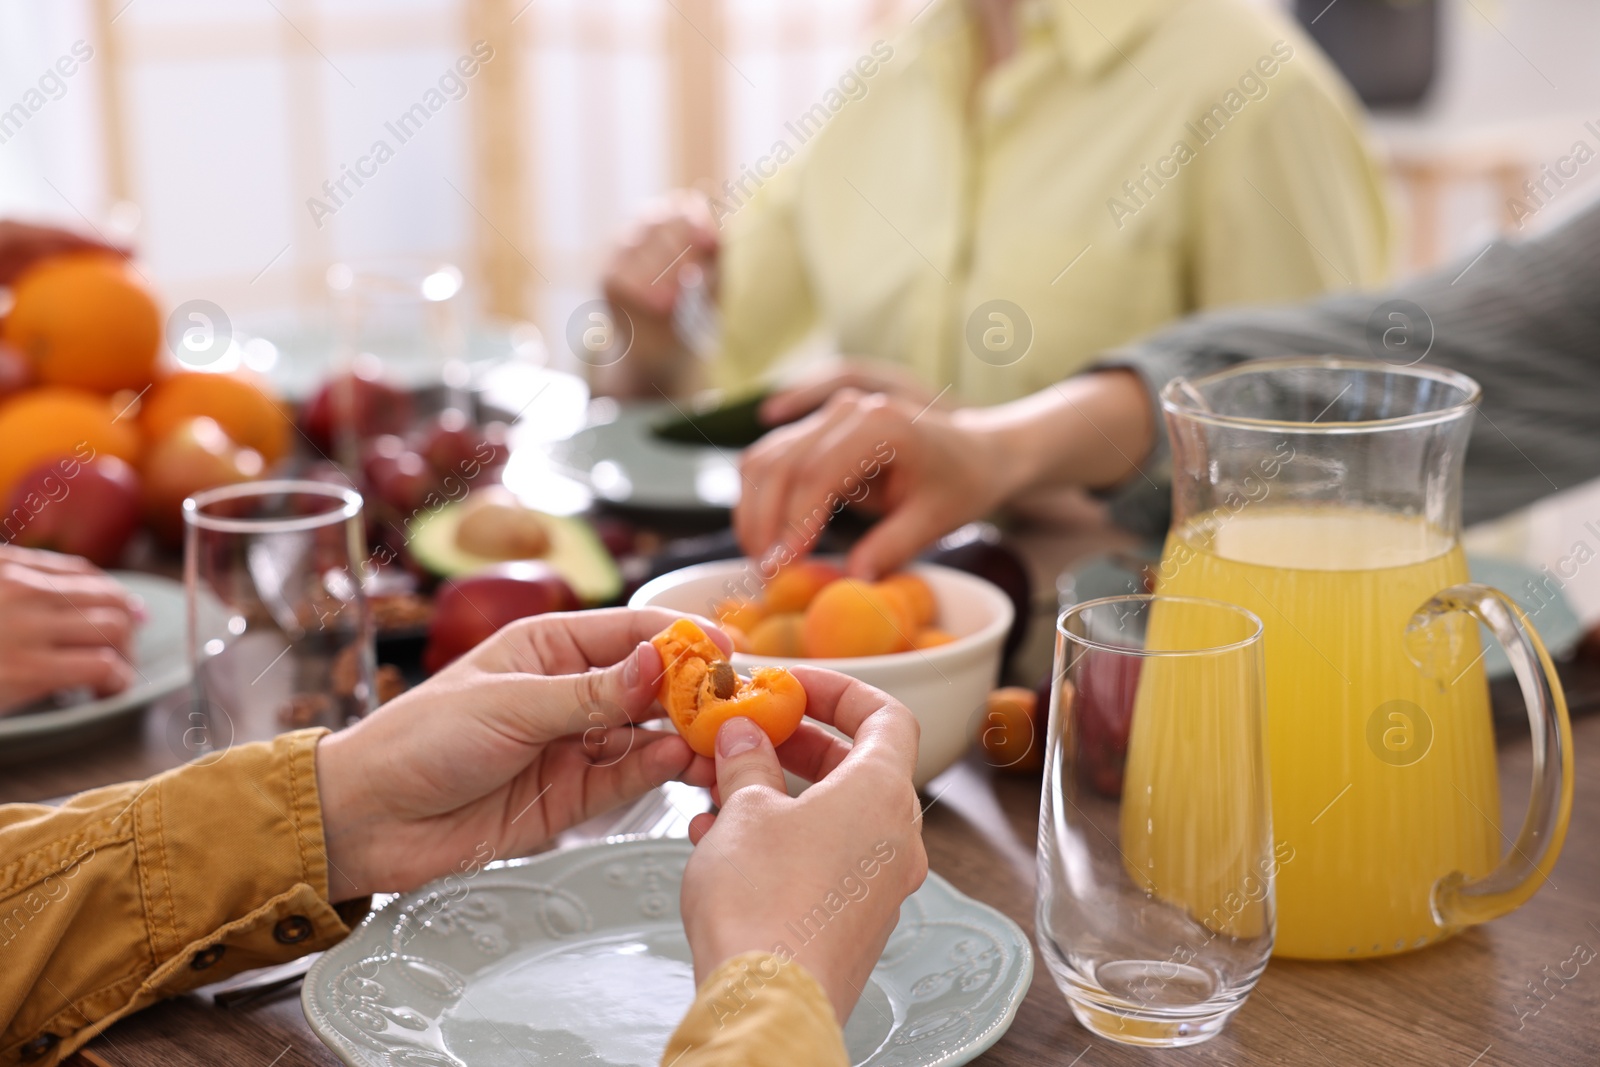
[
  {"xmin": 13, "ymin": 700, "xmax": 1598, "ymax": 1067},
  {"xmin": 6, "ymin": 536, "xmax": 1599, "ymax": 1067}
]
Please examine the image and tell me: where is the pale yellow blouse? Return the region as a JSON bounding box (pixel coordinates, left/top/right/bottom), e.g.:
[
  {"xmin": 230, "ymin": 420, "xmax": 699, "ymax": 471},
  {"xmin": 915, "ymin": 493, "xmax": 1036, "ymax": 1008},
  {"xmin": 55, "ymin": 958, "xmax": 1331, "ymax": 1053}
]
[{"xmin": 713, "ymin": 0, "xmax": 1391, "ymax": 405}]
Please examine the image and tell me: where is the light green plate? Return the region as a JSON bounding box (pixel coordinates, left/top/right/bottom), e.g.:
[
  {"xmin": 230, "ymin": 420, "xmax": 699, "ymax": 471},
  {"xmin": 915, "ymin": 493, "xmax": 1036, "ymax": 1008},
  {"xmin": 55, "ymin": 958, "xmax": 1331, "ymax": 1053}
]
[
  {"xmin": 0, "ymin": 572, "xmax": 189, "ymax": 761},
  {"xmin": 548, "ymin": 400, "xmax": 743, "ymax": 511},
  {"xmin": 304, "ymin": 837, "xmax": 1033, "ymax": 1067}
]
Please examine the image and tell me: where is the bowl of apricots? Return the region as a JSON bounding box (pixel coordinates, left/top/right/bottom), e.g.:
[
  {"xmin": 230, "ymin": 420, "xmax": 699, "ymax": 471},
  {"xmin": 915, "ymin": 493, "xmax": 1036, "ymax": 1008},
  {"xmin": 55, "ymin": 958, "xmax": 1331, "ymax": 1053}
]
[{"xmin": 630, "ymin": 557, "xmax": 1014, "ymax": 787}]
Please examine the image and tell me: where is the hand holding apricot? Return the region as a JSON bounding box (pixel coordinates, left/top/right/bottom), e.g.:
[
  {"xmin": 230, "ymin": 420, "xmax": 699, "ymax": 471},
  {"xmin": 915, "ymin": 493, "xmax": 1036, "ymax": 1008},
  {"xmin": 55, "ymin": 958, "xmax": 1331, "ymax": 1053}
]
[
  {"xmin": 316, "ymin": 607, "xmax": 727, "ymax": 900},
  {"xmin": 679, "ymin": 668, "xmax": 928, "ymax": 1023}
]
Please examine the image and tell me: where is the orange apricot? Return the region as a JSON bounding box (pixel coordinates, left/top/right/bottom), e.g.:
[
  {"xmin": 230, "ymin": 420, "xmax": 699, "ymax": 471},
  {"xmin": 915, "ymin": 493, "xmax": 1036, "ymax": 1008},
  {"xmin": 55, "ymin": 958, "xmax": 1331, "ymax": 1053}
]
[
  {"xmin": 764, "ymin": 560, "xmax": 844, "ymax": 614},
  {"xmin": 978, "ymin": 686, "xmax": 1044, "ymax": 772},
  {"xmin": 876, "ymin": 572, "xmax": 937, "ymax": 629},
  {"xmin": 748, "ymin": 612, "xmax": 806, "ymax": 657},
  {"xmin": 802, "ymin": 578, "xmax": 912, "ymax": 658},
  {"xmin": 651, "ymin": 618, "xmax": 806, "ymax": 758},
  {"xmin": 713, "ymin": 597, "xmax": 767, "ymax": 634},
  {"xmin": 912, "ymin": 628, "xmax": 956, "ymax": 649},
  {"xmin": 875, "ymin": 585, "xmax": 918, "ymax": 634},
  {"xmin": 721, "ymin": 623, "xmax": 752, "ymax": 654}
]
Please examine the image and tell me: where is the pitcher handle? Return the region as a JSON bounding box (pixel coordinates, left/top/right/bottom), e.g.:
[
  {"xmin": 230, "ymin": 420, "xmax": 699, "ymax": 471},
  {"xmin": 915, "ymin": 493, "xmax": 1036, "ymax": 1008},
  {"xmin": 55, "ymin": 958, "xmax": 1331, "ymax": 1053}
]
[{"xmin": 1406, "ymin": 583, "xmax": 1575, "ymax": 931}]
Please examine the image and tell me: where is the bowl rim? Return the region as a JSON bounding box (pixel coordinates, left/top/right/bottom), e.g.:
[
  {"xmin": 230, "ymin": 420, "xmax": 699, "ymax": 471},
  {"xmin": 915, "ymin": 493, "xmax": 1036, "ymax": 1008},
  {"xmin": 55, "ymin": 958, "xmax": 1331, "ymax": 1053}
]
[{"xmin": 628, "ymin": 556, "xmax": 1015, "ymax": 670}]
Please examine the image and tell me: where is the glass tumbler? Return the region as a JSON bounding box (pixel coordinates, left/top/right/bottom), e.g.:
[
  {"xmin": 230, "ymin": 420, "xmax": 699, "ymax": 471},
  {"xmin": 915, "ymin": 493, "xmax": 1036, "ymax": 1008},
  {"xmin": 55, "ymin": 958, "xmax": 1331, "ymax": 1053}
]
[
  {"xmin": 182, "ymin": 480, "xmax": 375, "ymax": 754},
  {"xmin": 326, "ymin": 258, "xmax": 468, "ymax": 458},
  {"xmin": 1036, "ymin": 594, "xmax": 1274, "ymax": 1046}
]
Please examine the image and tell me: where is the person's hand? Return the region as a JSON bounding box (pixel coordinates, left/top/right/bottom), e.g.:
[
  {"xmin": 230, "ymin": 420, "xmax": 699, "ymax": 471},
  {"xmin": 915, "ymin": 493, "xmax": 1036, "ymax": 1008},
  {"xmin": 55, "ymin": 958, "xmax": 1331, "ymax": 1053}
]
[
  {"xmin": 0, "ymin": 546, "xmax": 142, "ymax": 716},
  {"xmin": 736, "ymin": 389, "xmax": 1011, "ymax": 578},
  {"xmin": 598, "ymin": 190, "xmax": 719, "ymax": 394},
  {"xmin": 314, "ymin": 607, "xmax": 726, "ymax": 901},
  {"xmin": 0, "ymin": 220, "xmax": 129, "ymax": 287},
  {"xmin": 679, "ymin": 668, "xmax": 927, "ymax": 1022},
  {"xmin": 759, "ymin": 359, "xmax": 948, "ymax": 428}
]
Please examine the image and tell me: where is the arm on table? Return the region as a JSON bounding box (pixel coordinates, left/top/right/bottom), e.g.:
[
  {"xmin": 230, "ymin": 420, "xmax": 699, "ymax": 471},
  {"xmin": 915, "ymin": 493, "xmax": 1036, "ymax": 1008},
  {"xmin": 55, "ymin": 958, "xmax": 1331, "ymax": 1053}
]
[
  {"xmin": 1094, "ymin": 199, "xmax": 1600, "ymax": 533},
  {"xmin": 0, "ymin": 730, "xmax": 361, "ymax": 1065},
  {"xmin": 735, "ymin": 201, "xmax": 1600, "ymax": 572}
]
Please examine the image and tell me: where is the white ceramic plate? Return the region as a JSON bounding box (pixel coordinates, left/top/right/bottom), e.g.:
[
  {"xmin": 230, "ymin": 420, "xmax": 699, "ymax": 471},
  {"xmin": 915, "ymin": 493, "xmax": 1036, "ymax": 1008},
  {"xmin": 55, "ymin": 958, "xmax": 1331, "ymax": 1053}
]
[
  {"xmin": 0, "ymin": 572, "xmax": 189, "ymax": 760},
  {"xmin": 236, "ymin": 316, "xmax": 546, "ymax": 395},
  {"xmin": 547, "ymin": 400, "xmax": 743, "ymax": 511},
  {"xmin": 304, "ymin": 838, "xmax": 1032, "ymax": 1067}
]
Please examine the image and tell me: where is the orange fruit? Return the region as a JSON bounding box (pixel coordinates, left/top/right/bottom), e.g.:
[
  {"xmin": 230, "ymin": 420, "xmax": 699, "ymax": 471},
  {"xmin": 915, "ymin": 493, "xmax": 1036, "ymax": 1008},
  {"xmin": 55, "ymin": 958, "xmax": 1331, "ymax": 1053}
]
[
  {"xmin": 747, "ymin": 612, "xmax": 806, "ymax": 657},
  {"xmin": 720, "ymin": 623, "xmax": 752, "ymax": 654},
  {"xmin": 141, "ymin": 370, "xmax": 291, "ymax": 464},
  {"xmin": 764, "ymin": 560, "xmax": 843, "ymax": 614},
  {"xmin": 2, "ymin": 254, "xmax": 161, "ymax": 394},
  {"xmin": 802, "ymin": 578, "xmax": 913, "ymax": 658},
  {"xmin": 979, "ymin": 686, "xmax": 1044, "ymax": 772},
  {"xmin": 876, "ymin": 572, "xmax": 937, "ymax": 628},
  {"xmin": 0, "ymin": 388, "xmax": 142, "ymax": 505},
  {"xmin": 713, "ymin": 597, "xmax": 767, "ymax": 634}
]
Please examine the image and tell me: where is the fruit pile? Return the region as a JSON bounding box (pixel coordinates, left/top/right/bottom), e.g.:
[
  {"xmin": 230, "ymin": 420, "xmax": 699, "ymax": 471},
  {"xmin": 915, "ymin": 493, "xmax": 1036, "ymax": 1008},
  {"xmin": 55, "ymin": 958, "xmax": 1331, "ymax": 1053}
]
[
  {"xmin": 714, "ymin": 561, "xmax": 955, "ymax": 659},
  {"xmin": 0, "ymin": 253, "xmax": 282, "ymax": 562}
]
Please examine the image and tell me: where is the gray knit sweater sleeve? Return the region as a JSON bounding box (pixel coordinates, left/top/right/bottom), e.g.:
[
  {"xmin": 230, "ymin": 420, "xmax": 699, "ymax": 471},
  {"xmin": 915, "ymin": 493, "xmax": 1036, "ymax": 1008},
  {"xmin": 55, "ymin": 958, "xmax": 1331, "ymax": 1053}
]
[{"xmin": 1094, "ymin": 202, "xmax": 1600, "ymax": 537}]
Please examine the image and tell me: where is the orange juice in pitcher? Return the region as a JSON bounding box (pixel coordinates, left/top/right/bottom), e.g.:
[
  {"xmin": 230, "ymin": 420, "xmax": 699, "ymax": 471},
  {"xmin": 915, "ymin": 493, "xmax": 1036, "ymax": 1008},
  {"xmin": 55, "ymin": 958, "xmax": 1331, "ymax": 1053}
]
[{"xmin": 1137, "ymin": 359, "xmax": 1573, "ymax": 960}]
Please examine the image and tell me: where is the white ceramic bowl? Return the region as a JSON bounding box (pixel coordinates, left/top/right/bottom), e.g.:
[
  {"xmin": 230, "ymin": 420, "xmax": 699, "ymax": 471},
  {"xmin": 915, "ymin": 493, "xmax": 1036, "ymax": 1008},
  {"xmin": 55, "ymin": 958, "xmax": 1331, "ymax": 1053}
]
[{"xmin": 629, "ymin": 559, "xmax": 1014, "ymax": 788}]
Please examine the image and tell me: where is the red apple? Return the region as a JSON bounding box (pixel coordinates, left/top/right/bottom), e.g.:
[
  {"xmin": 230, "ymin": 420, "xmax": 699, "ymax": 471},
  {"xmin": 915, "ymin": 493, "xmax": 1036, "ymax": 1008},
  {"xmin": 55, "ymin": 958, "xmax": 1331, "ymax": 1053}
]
[
  {"xmin": 929, "ymin": 526, "xmax": 1032, "ymax": 666},
  {"xmin": 360, "ymin": 434, "xmax": 407, "ymax": 484},
  {"xmin": 593, "ymin": 516, "xmax": 636, "ymax": 560},
  {"xmin": 419, "ymin": 409, "xmax": 484, "ymax": 477},
  {"xmin": 369, "ymin": 449, "xmax": 439, "ymax": 514},
  {"xmin": 1075, "ymin": 649, "xmax": 1141, "ymax": 799},
  {"xmin": 302, "ymin": 355, "xmax": 413, "ymax": 453},
  {"xmin": 3, "ymin": 455, "xmax": 141, "ymax": 566},
  {"xmin": 141, "ymin": 416, "xmax": 264, "ymax": 544},
  {"xmin": 422, "ymin": 561, "xmax": 579, "ymax": 674},
  {"xmin": 474, "ymin": 420, "xmax": 511, "ymax": 475},
  {"xmin": 0, "ymin": 341, "xmax": 32, "ymax": 400}
]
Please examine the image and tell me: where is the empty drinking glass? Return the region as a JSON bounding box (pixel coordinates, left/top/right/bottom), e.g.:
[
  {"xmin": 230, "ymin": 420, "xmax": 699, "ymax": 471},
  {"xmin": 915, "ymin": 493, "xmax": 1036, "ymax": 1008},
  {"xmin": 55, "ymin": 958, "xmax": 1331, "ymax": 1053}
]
[
  {"xmin": 1036, "ymin": 594, "xmax": 1274, "ymax": 1046},
  {"xmin": 183, "ymin": 480, "xmax": 375, "ymax": 754},
  {"xmin": 326, "ymin": 258, "xmax": 468, "ymax": 458}
]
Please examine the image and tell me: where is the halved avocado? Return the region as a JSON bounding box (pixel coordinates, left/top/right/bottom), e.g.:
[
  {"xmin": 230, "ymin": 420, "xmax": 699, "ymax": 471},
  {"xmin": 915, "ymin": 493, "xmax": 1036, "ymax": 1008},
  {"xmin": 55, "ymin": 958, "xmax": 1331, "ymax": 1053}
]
[
  {"xmin": 650, "ymin": 388, "xmax": 773, "ymax": 448},
  {"xmin": 410, "ymin": 502, "xmax": 623, "ymax": 605}
]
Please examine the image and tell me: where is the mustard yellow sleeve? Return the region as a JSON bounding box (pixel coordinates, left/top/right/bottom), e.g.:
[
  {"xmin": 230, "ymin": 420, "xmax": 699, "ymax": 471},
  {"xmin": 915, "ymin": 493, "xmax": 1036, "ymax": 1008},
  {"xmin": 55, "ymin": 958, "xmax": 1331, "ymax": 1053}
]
[
  {"xmin": 662, "ymin": 951, "xmax": 848, "ymax": 1067},
  {"xmin": 0, "ymin": 729, "xmax": 364, "ymax": 1066},
  {"xmin": 711, "ymin": 159, "xmax": 820, "ymax": 392},
  {"xmin": 1189, "ymin": 68, "xmax": 1392, "ymax": 309}
]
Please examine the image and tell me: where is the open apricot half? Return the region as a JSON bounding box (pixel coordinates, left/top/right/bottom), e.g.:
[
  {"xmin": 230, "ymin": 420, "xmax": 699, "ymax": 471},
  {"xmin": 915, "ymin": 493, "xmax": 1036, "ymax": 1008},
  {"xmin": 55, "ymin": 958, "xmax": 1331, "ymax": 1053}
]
[{"xmin": 650, "ymin": 618, "xmax": 807, "ymax": 758}]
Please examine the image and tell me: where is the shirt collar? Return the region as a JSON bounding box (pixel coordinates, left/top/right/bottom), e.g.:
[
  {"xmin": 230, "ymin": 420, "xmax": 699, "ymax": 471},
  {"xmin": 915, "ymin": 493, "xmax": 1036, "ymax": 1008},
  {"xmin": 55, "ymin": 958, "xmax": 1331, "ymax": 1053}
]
[
  {"xmin": 1040, "ymin": 0, "xmax": 1182, "ymax": 78},
  {"xmin": 911, "ymin": 0, "xmax": 1180, "ymax": 90}
]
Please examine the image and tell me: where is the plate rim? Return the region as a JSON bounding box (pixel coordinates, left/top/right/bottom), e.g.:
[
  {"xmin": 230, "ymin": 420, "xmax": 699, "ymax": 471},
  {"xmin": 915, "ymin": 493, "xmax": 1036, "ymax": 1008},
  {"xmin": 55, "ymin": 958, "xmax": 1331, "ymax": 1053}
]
[
  {"xmin": 302, "ymin": 835, "xmax": 1034, "ymax": 1067},
  {"xmin": 548, "ymin": 401, "xmax": 742, "ymax": 512}
]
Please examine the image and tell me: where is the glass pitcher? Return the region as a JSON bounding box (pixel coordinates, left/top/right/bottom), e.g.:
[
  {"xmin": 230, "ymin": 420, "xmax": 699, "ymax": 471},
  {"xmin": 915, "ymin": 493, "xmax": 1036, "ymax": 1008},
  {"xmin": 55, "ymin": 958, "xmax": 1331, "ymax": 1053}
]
[{"xmin": 1145, "ymin": 357, "xmax": 1573, "ymax": 960}]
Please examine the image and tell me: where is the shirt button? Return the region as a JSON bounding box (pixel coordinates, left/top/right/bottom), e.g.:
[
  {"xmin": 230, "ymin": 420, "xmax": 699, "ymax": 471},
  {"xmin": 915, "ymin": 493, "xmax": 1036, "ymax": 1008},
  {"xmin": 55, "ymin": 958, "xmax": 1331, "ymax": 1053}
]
[
  {"xmin": 20, "ymin": 1033, "xmax": 58, "ymax": 1060},
  {"xmin": 274, "ymin": 915, "xmax": 315, "ymax": 945},
  {"xmin": 190, "ymin": 945, "xmax": 227, "ymax": 970}
]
